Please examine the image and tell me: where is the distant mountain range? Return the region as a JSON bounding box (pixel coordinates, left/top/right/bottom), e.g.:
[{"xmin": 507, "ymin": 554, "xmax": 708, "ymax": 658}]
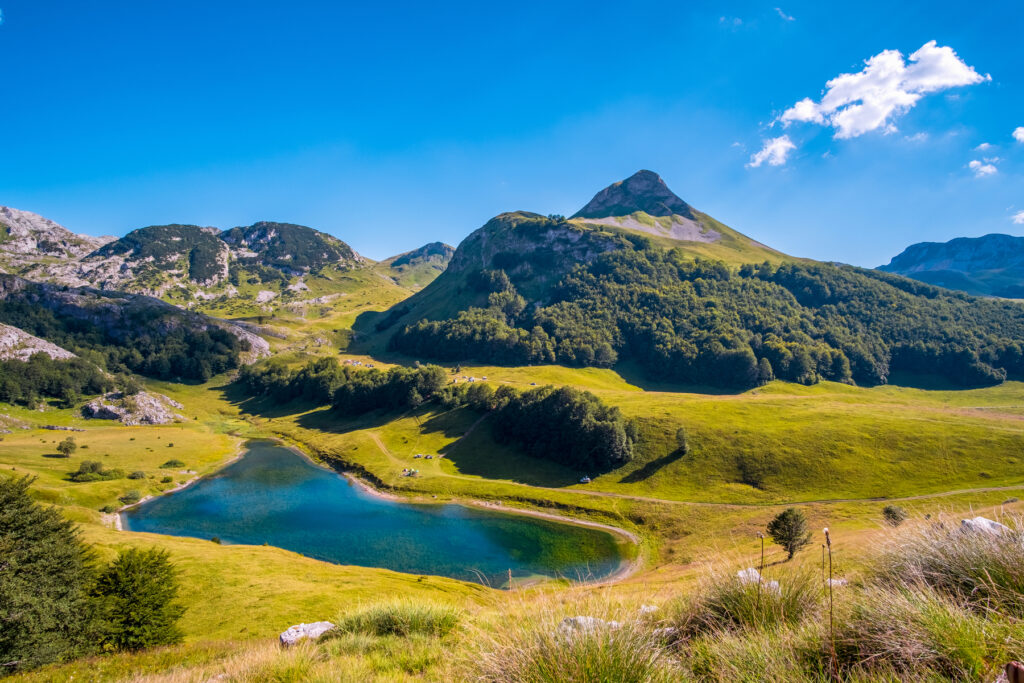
[
  {"xmin": 0, "ymin": 207, "xmax": 454, "ymax": 308},
  {"xmin": 879, "ymin": 233, "xmax": 1024, "ymax": 298}
]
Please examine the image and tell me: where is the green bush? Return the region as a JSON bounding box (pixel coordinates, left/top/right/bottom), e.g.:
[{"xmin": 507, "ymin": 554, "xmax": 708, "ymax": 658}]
[
  {"xmin": 118, "ymin": 490, "xmax": 142, "ymax": 505},
  {"xmin": 160, "ymin": 476, "xmax": 173, "ymax": 484},
  {"xmin": 92, "ymin": 548, "xmax": 185, "ymax": 652},
  {"xmin": 0, "ymin": 476, "xmax": 98, "ymax": 672},
  {"xmin": 69, "ymin": 461, "xmax": 124, "ymax": 483},
  {"xmin": 331, "ymin": 600, "xmax": 461, "ymax": 638},
  {"xmin": 127, "ymin": 471, "xmax": 146, "ymax": 480},
  {"xmin": 160, "ymin": 459, "xmax": 185, "ymax": 469},
  {"xmin": 882, "ymin": 505, "xmax": 908, "ymax": 526},
  {"xmin": 56, "ymin": 437, "xmax": 77, "ymax": 458}
]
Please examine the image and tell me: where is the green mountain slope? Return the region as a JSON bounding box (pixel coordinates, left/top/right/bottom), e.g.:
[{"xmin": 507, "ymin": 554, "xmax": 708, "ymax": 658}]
[
  {"xmin": 367, "ymin": 171, "xmax": 1024, "ymax": 390},
  {"xmin": 376, "ymin": 242, "xmax": 455, "ymax": 289}
]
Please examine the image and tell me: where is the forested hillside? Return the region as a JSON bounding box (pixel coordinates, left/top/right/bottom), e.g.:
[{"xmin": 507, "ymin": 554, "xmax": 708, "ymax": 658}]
[{"xmin": 389, "ymin": 233, "xmax": 1024, "ymax": 389}]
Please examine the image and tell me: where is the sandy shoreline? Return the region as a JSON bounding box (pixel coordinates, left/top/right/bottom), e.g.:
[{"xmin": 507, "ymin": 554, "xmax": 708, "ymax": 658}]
[{"xmin": 117, "ymin": 436, "xmax": 644, "ymax": 586}]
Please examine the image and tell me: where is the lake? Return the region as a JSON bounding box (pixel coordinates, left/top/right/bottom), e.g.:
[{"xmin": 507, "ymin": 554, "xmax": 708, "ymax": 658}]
[{"xmin": 124, "ymin": 441, "xmax": 627, "ymax": 586}]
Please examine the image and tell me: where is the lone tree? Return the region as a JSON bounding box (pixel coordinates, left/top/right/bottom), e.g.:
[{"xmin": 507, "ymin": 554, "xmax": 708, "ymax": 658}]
[
  {"xmin": 767, "ymin": 507, "xmax": 813, "ymax": 560},
  {"xmin": 93, "ymin": 548, "xmax": 185, "ymax": 651},
  {"xmin": 56, "ymin": 437, "xmax": 77, "ymax": 458},
  {"xmin": 0, "ymin": 476, "xmax": 97, "ymax": 673},
  {"xmin": 675, "ymin": 427, "xmax": 690, "ymax": 454}
]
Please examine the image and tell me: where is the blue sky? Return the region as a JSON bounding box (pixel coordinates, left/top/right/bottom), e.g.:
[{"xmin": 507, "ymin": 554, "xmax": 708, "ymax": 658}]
[{"xmin": 0, "ymin": 1, "xmax": 1021, "ymax": 265}]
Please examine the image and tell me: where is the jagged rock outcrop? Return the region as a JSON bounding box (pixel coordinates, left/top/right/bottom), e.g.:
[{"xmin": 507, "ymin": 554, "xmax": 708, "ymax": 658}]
[
  {"xmin": 0, "ymin": 323, "xmax": 77, "ymax": 361},
  {"xmin": 573, "ymin": 169, "xmax": 696, "ymax": 220},
  {"xmin": 82, "ymin": 391, "xmax": 185, "ymax": 425},
  {"xmin": 0, "ymin": 206, "xmax": 113, "ymax": 260}
]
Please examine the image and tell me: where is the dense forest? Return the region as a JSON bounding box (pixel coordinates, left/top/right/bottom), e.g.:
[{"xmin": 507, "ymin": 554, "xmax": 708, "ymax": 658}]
[
  {"xmin": 237, "ymin": 358, "xmax": 635, "ymax": 470},
  {"xmin": 388, "ymin": 244, "xmax": 1024, "ymax": 389},
  {"xmin": 0, "ymin": 354, "xmax": 113, "ymax": 407},
  {"xmin": 0, "ymin": 300, "xmax": 248, "ymax": 381}
]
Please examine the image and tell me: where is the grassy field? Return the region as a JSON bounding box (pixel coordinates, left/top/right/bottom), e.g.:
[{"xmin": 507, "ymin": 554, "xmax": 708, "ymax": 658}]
[{"xmin": 5, "ymin": 354, "xmax": 1024, "ymax": 680}]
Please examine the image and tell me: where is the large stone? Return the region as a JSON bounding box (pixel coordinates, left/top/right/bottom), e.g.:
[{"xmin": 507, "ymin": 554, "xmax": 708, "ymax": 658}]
[
  {"xmin": 558, "ymin": 616, "xmax": 621, "ymax": 637},
  {"xmin": 279, "ymin": 621, "xmax": 335, "ymax": 647},
  {"xmin": 961, "ymin": 516, "xmax": 1011, "ymax": 536}
]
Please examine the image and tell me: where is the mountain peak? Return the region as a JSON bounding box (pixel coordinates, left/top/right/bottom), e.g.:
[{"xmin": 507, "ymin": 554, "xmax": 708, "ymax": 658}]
[{"xmin": 571, "ymin": 170, "xmax": 695, "ymax": 220}]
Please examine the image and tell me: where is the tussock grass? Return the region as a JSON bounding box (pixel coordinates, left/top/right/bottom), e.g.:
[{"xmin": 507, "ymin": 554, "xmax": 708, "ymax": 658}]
[
  {"xmin": 465, "ymin": 589, "xmax": 679, "ymax": 683},
  {"xmin": 672, "ymin": 566, "xmax": 821, "ymax": 635},
  {"xmin": 874, "ymin": 513, "xmax": 1024, "ymax": 615},
  {"xmin": 330, "ymin": 599, "xmax": 462, "ymax": 638}
]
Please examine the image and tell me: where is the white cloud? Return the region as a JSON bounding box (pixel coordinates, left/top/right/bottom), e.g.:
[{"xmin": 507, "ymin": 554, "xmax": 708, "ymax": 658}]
[
  {"xmin": 748, "ymin": 135, "xmax": 796, "ymax": 168},
  {"xmin": 1014, "ymin": 127, "xmax": 1024, "ymax": 143},
  {"xmin": 969, "ymin": 159, "xmax": 997, "ymax": 177},
  {"xmin": 775, "ymin": 7, "xmax": 795, "ymax": 21},
  {"xmin": 975, "ymin": 142, "xmax": 992, "ymax": 151},
  {"xmin": 780, "ymin": 41, "xmax": 989, "ymax": 139},
  {"xmin": 904, "ymin": 132, "xmax": 929, "ymax": 142},
  {"xmin": 1013, "ymin": 211, "xmax": 1024, "ymax": 225}
]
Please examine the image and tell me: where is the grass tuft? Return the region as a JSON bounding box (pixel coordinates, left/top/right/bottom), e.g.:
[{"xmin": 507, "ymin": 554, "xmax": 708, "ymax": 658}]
[{"xmin": 330, "ymin": 599, "xmax": 461, "ymax": 638}]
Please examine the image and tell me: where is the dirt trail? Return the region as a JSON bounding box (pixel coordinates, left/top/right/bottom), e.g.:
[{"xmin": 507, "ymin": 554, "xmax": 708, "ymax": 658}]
[{"xmin": 366, "ymin": 431, "xmax": 1024, "ymax": 510}]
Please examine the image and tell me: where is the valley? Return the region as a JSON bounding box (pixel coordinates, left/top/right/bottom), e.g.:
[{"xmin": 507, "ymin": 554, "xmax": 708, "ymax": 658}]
[{"xmin": 3, "ymin": 172, "xmax": 1024, "ymax": 681}]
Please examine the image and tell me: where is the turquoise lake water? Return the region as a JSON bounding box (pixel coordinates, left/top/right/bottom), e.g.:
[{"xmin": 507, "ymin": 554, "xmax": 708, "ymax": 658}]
[{"xmin": 124, "ymin": 441, "xmax": 625, "ymax": 586}]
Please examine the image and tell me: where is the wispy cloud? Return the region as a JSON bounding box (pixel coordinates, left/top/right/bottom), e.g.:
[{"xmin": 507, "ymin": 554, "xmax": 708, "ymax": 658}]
[
  {"xmin": 1013, "ymin": 211, "xmax": 1024, "ymax": 225},
  {"xmin": 975, "ymin": 142, "xmax": 993, "ymax": 151},
  {"xmin": 774, "ymin": 7, "xmax": 795, "ymax": 21},
  {"xmin": 969, "ymin": 159, "xmax": 998, "ymax": 177},
  {"xmin": 780, "ymin": 41, "xmax": 989, "ymax": 139},
  {"xmin": 719, "ymin": 16, "xmax": 743, "ymax": 27},
  {"xmin": 748, "ymin": 135, "xmax": 795, "ymax": 168},
  {"xmin": 1014, "ymin": 127, "xmax": 1024, "ymax": 143}
]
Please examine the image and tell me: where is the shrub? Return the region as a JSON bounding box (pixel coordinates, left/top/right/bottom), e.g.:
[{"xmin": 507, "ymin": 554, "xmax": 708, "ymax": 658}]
[
  {"xmin": 69, "ymin": 461, "xmax": 124, "ymax": 483},
  {"xmin": 331, "ymin": 600, "xmax": 461, "ymax": 638},
  {"xmin": 160, "ymin": 476, "xmax": 173, "ymax": 484},
  {"xmin": 127, "ymin": 471, "xmax": 146, "ymax": 480},
  {"xmin": 118, "ymin": 490, "xmax": 142, "ymax": 505},
  {"xmin": 160, "ymin": 459, "xmax": 185, "ymax": 469},
  {"xmin": 673, "ymin": 567, "xmax": 820, "ymax": 636},
  {"xmin": 767, "ymin": 508, "xmax": 813, "ymax": 560},
  {"xmin": 874, "ymin": 515, "xmax": 1024, "ymax": 616},
  {"xmin": 92, "ymin": 548, "xmax": 185, "ymax": 651},
  {"xmin": 99, "ymin": 504, "xmax": 119, "ymax": 514},
  {"xmin": 0, "ymin": 476, "xmax": 97, "ymax": 672},
  {"xmin": 882, "ymin": 505, "xmax": 908, "ymax": 527}
]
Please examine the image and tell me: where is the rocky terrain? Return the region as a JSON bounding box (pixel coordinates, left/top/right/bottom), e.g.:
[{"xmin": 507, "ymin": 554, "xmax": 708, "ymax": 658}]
[
  {"xmin": 0, "ymin": 207, "xmax": 113, "ymax": 271},
  {"xmin": 82, "ymin": 390, "xmax": 185, "ymax": 425},
  {"xmin": 0, "ymin": 322, "xmax": 76, "ymax": 361},
  {"xmin": 879, "ymin": 233, "xmax": 1024, "ymax": 297}
]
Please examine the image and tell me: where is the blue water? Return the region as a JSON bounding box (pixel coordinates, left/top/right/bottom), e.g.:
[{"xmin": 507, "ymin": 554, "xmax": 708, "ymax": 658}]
[{"xmin": 124, "ymin": 441, "xmax": 625, "ymax": 586}]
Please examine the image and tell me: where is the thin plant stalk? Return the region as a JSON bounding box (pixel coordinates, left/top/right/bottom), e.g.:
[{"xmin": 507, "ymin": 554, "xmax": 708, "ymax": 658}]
[
  {"xmin": 756, "ymin": 532, "xmax": 765, "ymax": 611},
  {"xmin": 824, "ymin": 527, "xmax": 836, "ymax": 680}
]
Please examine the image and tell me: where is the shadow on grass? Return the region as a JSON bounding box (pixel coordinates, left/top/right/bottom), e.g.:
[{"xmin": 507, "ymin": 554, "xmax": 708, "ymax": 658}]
[
  {"xmin": 612, "ymin": 361, "xmax": 747, "ymax": 395},
  {"xmin": 618, "ymin": 448, "xmax": 686, "ymax": 484},
  {"xmin": 439, "ymin": 418, "xmax": 581, "ymax": 488},
  {"xmin": 884, "ymin": 371, "xmax": 983, "ymax": 391}
]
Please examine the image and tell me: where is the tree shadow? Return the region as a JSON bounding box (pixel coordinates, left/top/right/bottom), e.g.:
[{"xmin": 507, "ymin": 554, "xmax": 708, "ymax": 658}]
[
  {"xmin": 41, "ymin": 453, "xmax": 70, "ymax": 459},
  {"xmin": 884, "ymin": 371, "xmax": 981, "ymax": 391},
  {"xmin": 618, "ymin": 448, "xmax": 686, "ymax": 483},
  {"xmin": 612, "ymin": 361, "xmax": 747, "ymax": 395},
  {"xmin": 215, "ymin": 381, "xmax": 323, "ymax": 420}
]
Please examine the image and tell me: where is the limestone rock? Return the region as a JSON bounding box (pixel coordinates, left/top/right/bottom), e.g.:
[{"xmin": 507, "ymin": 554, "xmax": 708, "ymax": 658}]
[
  {"xmin": 83, "ymin": 391, "xmax": 185, "ymax": 425},
  {"xmin": 279, "ymin": 621, "xmax": 335, "ymax": 647}
]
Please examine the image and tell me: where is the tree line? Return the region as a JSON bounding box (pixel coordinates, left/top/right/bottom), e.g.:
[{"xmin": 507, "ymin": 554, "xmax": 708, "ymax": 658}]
[
  {"xmin": 237, "ymin": 358, "xmax": 636, "ymax": 471},
  {"xmin": 0, "ymin": 354, "xmax": 113, "ymax": 407},
  {"xmin": 388, "ymin": 245, "xmax": 1024, "ymax": 389}
]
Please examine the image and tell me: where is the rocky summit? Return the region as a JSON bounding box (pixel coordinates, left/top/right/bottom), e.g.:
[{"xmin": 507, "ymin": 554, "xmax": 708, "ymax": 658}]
[
  {"xmin": 879, "ymin": 233, "xmax": 1024, "ymax": 297},
  {"xmin": 572, "ymin": 169, "xmax": 696, "ymax": 220}
]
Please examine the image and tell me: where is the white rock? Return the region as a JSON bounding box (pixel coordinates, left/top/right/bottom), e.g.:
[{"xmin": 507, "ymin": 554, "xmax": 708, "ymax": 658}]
[
  {"xmin": 961, "ymin": 516, "xmax": 1011, "ymax": 535},
  {"xmin": 736, "ymin": 568, "xmax": 762, "ymax": 584},
  {"xmin": 826, "ymin": 578, "xmax": 848, "ymax": 587},
  {"xmin": 558, "ymin": 616, "xmax": 621, "ymax": 636},
  {"xmin": 639, "ymin": 604, "xmax": 659, "ymax": 615},
  {"xmin": 279, "ymin": 621, "xmax": 334, "ymax": 647},
  {"xmin": 0, "ymin": 323, "xmax": 76, "ymax": 361}
]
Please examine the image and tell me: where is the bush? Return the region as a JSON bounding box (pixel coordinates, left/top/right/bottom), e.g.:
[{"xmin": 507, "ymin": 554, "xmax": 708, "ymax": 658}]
[
  {"xmin": 127, "ymin": 471, "xmax": 146, "ymax": 480},
  {"xmin": 160, "ymin": 459, "xmax": 185, "ymax": 469},
  {"xmin": 118, "ymin": 490, "xmax": 142, "ymax": 505},
  {"xmin": 767, "ymin": 508, "xmax": 813, "ymax": 560},
  {"xmin": 92, "ymin": 548, "xmax": 185, "ymax": 651},
  {"xmin": 882, "ymin": 505, "xmax": 908, "ymax": 526},
  {"xmin": 99, "ymin": 504, "xmax": 119, "ymax": 514},
  {"xmin": 69, "ymin": 461, "xmax": 124, "ymax": 483},
  {"xmin": 673, "ymin": 567, "xmax": 820, "ymax": 636},
  {"xmin": 331, "ymin": 600, "xmax": 461, "ymax": 638},
  {"xmin": 160, "ymin": 476, "xmax": 173, "ymax": 484},
  {"xmin": 0, "ymin": 476, "xmax": 97, "ymax": 672},
  {"xmin": 874, "ymin": 515, "xmax": 1024, "ymax": 616}
]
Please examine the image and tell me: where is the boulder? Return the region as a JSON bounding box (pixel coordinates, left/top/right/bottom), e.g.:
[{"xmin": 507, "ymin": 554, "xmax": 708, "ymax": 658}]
[
  {"xmin": 279, "ymin": 621, "xmax": 335, "ymax": 647},
  {"xmin": 961, "ymin": 516, "xmax": 1011, "ymax": 536},
  {"xmin": 82, "ymin": 391, "xmax": 184, "ymax": 426},
  {"xmin": 736, "ymin": 568, "xmax": 780, "ymax": 594}
]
